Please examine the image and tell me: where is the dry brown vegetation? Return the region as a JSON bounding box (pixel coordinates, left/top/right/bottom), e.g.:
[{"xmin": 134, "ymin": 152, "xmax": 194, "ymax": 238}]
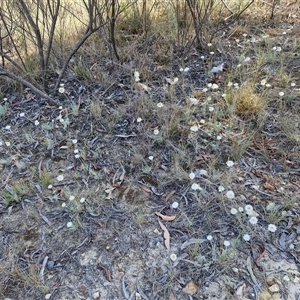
[{"xmin": 0, "ymin": 0, "xmax": 300, "ymax": 299}]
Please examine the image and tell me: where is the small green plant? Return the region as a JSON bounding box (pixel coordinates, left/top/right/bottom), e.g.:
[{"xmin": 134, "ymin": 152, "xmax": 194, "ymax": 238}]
[
  {"xmin": 3, "ymin": 191, "xmax": 20, "ymax": 205},
  {"xmin": 0, "ymin": 104, "xmax": 8, "ymax": 117},
  {"xmin": 39, "ymin": 170, "xmax": 52, "ymax": 186},
  {"xmin": 71, "ymin": 100, "xmax": 79, "ymax": 116}
]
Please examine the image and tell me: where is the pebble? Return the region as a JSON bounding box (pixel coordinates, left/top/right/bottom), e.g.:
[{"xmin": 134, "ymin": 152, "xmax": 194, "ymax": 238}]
[
  {"xmin": 47, "ymin": 261, "xmax": 55, "ymax": 270},
  {"xmin": 268, "ymin": 284, "xmax": 280, "ymax": 293},
  {"xmin": 93, "ymin": 292, "xmax": 100, "ymax": 299},
  {"xmin": 293, "ymin": 276, "xmax": 300, "ymax": 283},
  {"xmin": 283, "ymin": 275, "xmax": 290, "ymax": 281}
]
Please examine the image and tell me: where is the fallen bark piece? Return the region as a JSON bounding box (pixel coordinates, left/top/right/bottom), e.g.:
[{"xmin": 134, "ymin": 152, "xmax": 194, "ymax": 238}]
[{"xmin": 182, "ymin": 280, "xmax": 198, "ymax": 295}]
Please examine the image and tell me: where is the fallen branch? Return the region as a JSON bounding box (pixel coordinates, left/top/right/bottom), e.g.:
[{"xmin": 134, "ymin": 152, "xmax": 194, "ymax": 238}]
[{"xmin": 0, "ymin": 67, "xmax": 59, "ymax": 106}]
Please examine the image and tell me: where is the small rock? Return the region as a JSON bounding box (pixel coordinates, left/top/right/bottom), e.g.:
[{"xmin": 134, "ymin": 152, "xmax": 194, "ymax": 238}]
[
  {"xmin": 232, "ymin": 267, "xmax": 239, "ymax": 273},
  {"xmin": 45, "ymin": 294, "xmax": 52, "ymax": 299},
  {"xmin": 47, "ymin": 261, "xmax": 55, "ymax": 270},
  {"xmin": 135, "ymin": 292, "xmax": 142, "ymax": 300},
  {"xmin": 92, "ymin": 291, "xmax": 100, "ymax": 299},
  {"xmin": 79, "ymin": 284, "xmax": 87, "ymax": 292},
  {"xmin": 266, "ymin": 274, "xmax": 275, "ymax": 286},
  {"xmin": 282, "ymin": 275, "xmax": 290, "ymax": 281},
  {"xmin": 268, "ymin": 284, "xmax": 280, "ymax": 293},
  {"xmin": 272, "ymin": 294, "xmax": 281, "ymax": 300},
  {"xmin": 182, "ymin": 280, "xmax": 198, "ymax": 295}
]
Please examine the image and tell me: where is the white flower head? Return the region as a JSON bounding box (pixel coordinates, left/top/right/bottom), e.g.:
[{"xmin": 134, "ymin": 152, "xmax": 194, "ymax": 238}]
[
  {"xmin": 238, "ymin": 207, "xmax": 244, "ymax": 212},
  {"xmin": 20, "ymin": 112, "xmax": 25, "ymax": 117},
  {"xmin": 56, "ymin": 174, "xmax": 64, "ymax": 181},
  {"xmin": 211, "ymin": 83, "xmax": 219, "ymax": 90},
  {"xmin": 226, "ymin": 160, "xmax": 234, "ymax": 167},
  {"xmin": 249, "ymin": 216, "xmax": 258, "ymax": 225},
  {"xmin": 245, "ymin": 204, "xmax": 253, "ymax": 214},
  {"xmin": 218, "ymin": 185, "xmax": 225, "ymax": 192},
  {"xmin": 69, "ymin": 195, "xmax": 75, "ymax": 201},
  {"xmin": 137, "ymin": 117, "xmax": 142, "ymax": 122},
  {"xmin": 226, "ymin": 190, "xmax": 235, "ymax": 199},
  {"xmin": 48, "ymin": 184, "xmax": 53, "ymax": 189},
  {"xmin": 74, "ymin": 149, "xmax": 79, "ymax": 154},
  {"xmin": 207, "ymin": 235, "xmax": 213, "ymax": 241},
  {"xmin": 5, "ymin": 141, "xmax": 11, "ymax": 147},
  {"xmin": 224, "ymin": 240, "xmax": 230, "ymax": 247},
  {"xmin": 230, "ymin": 208, "xmax": 238, "ymax": 215},
  {"xmin": 209, "ymin": 106, "xmax": 214, "ymax": 112},
  {"xmin": 291, "ymin": 82, "xmax": 296, "ymax": 87},
  {"xmin": 80, "ymin": 197, "xmax": 86, "ymax": 203},
  {"xmin": 183, "ymin": 67, "xmax": 190, "ymax": 72},
  {"xmin": 171, "ymin": 202, "xmax": 179, "ymax": 209},
  {"xmin": 67, "ymin": 221, "xmax": 73, "ymax": 228},
  {"xmin": 170, "ymin": 253, "xmax": 177, "ymax": 261},
  {"xmin": 148, "ymin": 155, "xmax": 154, "ymax": 161},
  {"xmin": 191, "ymin": 183, "xmax": 202, "ymax": 190},
  {"xmin": 189, "ymin": 172, "xmax": 196, "ymax": 180},
  {"xmin": 207, "ymin": 43, "xmax": 212, "ymax": 47},
  {"xmin": 210, "ymin": 51, "xmax": 214, "ymax": 55},
  {"xmin": 190, "ymin": 125, "xmax": 199, "ymax": 132},
  {"xmin": 216, "ymin": 135, "xmax": 222, "ymax": 140},
  {"xmin": 153, "ymin": 129, "xmax": 159, "ymax": 135},
  {"xmin": 34, "ymin": 120, "xmax": 39, "ymax": 126},
  {"xmin": 279, "ymin": 92, "xmax": 284, "ymax": 97},
  {"xmin": 268, "ymin": 224, "xmax": 277, "ymax": 232},
  {"xmin": 227, "ymin": 82, "xmax": 233, "ymax": 87},
  {"xmin": 72, "ymin": 139, "xmax": 78, "ymax": 144},
  {"xmin": 5, "ymin": 125, "xmax": 11, "ymax": 130},
  {"xmin": 157, "ymin": 102, "xmax": 164, "ymax": 108},
  {"xmin": 243, "ymin": 234, "xmax": 251, "ymax": 241},
  {"xmin": 202, "ymin": 88, "xmax": 208, "ymax": 92},
  {"xmin": 75, "ymin": 154, "xmax": 80, "ymax": 159},
  {"xmin": 261, "ymin": 79, "xmax": 267, "ymax": 86},
  {"xmin": 58, "ymin": 87, "xmax": 65, "ymax": 93}
]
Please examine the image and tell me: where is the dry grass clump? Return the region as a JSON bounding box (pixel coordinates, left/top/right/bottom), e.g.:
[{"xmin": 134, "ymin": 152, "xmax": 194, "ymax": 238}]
[{"xmin": 233, "ymin": 83, "xmax": 266, "ymax": 117}]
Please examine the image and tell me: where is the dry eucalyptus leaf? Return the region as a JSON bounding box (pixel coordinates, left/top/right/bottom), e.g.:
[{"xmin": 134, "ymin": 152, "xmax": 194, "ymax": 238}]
[
  {"xmin": 165, "ymin": 77, "xmax": 179, "ymax": 85},
  {"xmin": 155, "ymin": 211, "xmax": 176, "ymax": 221},
  {"xmin": 133, "ymin": 82, "xmax": 152, "ymax": 92},
  {"xmin": 169, "ymin": 292, "xmax": 176, "ymax": 300},
  {"xmin": 158, "ymin": 220, "xmax": 170, "ymax": 250},
  {"xmin": 165, "ymin": 190, "xmax": 176, "ymax": 202}
]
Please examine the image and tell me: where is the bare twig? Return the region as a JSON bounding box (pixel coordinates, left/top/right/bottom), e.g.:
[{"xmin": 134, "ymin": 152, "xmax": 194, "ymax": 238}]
[{"xmin": 0, "ymin": 67, "xmax": 59, "ymax": 105}]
